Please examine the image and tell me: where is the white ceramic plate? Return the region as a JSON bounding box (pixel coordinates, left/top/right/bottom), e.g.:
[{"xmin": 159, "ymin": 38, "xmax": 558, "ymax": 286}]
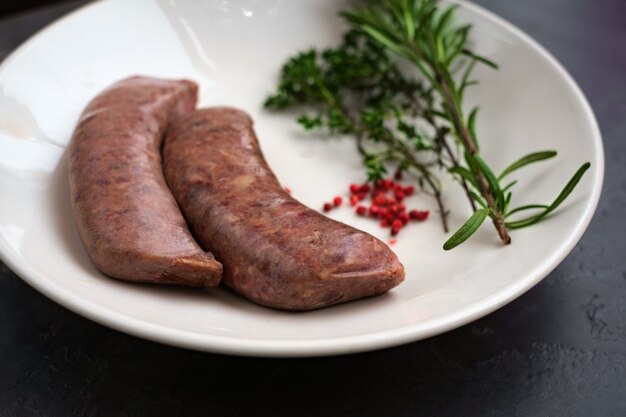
[{"xmin": 0, "ymin": 0, "xmax": 603, "ymax": 357}]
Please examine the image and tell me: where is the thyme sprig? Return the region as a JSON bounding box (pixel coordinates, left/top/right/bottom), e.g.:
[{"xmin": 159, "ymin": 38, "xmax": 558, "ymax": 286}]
[
  {"xmin": 264, "ymin": 0, "xmax": 590, "ymax": 250},
  {"xmin": 265, "ymin": 30, "xmax": 450, "ymax": 231}
]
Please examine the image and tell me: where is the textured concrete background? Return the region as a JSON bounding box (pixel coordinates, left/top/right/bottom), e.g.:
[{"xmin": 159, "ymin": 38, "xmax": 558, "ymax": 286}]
[{"xmin": 1, "ymin": 1, "xmax": 625, "ymax": 416}]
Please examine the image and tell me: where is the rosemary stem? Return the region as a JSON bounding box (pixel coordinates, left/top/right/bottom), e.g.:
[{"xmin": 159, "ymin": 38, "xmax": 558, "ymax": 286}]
[
  {"xmin": 404, "ymin": 44, "xmax": 510, "ymax": 243},
  {"xmin": 434, "ymin": 68, "xmax": 511, "ymax": 244},
  {"xmin": 439, "ymin": 132, "xmax": 477, "ymax": 212}
]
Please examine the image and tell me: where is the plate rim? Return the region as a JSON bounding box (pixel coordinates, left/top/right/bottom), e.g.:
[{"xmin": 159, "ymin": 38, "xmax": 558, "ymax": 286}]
[{"xmin": 0, "ymin": 0, "xmax": 604, "ymax": 357}]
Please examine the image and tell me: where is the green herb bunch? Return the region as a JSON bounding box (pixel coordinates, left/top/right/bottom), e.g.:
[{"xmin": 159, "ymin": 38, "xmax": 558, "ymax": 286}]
[
  {"xmin": 265, "ymin": 0, "xmax": 590, "ymax": 250},
  {"xmin": 265, "ymin": 30, "xmax": 451, "ymax": 232}
]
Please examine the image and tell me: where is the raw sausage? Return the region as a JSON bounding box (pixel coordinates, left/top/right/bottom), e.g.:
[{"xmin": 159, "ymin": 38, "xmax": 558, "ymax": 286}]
[
  {"xmin": 68, "ymin": 76, "xmax": 222, "ymax": 287},
  {"xmin": 69, "ymin": 76, "xmax": 222, "ymax": 287},
  {"xmin": 163, "ymin": 107, "xmax": 404, "ymax": 310},
  {"xmin": 163, "ymin": 108, "xmax": 405, "ymax": 309}
]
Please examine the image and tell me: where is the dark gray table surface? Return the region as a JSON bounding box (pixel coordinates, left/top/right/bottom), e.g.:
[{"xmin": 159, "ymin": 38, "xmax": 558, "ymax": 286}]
[{"xmin": 1, "ymin": 1, "xmax": 625, "ymax": 416}]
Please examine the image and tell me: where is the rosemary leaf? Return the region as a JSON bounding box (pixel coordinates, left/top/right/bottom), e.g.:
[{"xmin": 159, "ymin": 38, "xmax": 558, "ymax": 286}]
[
  {"xmin": 506, "ymin": 162, "xmax": 591, "ymax": 229},
  {"xmin": 470, "ymin": 154, "xmax": 501, "ymax": 199},
  {"xmin": 443, "ymin": 208, "xmax": 489, "ymax": 250},
  {"xmin": 501, "ymin": 180, "xmax": 518, "ymax": 193},
  {"xmin": 498, "ymin": 150, "xmax": 558, "ymax": 180},
  {"xmin": 505, "ymin": 204, "xmax": 549, "ymax": 218},
  {"xmin": 448, "ymin": 165, "xmax": 478, "ymax": 190}
]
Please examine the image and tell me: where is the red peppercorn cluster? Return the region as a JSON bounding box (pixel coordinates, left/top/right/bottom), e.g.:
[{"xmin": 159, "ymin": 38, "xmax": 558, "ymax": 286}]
[{"xmin": 322, "ymin": 178, "xmax": 429, "ymax": 237}]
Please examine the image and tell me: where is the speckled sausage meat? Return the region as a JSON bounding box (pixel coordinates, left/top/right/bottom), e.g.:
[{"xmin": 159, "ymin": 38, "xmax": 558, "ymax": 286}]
[
  {"xmin": 163, "ymin": 107, "xmax": 405, "ymax": 310},
  {"xmin": 68, "ymin": 76, "xmax": 222, "ymax": 287}
]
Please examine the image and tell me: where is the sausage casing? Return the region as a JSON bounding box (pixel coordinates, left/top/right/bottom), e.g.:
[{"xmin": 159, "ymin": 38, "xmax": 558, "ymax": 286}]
[{"xmin": 163, "ymin": 107, "xmax": 405, "ymax": 310}]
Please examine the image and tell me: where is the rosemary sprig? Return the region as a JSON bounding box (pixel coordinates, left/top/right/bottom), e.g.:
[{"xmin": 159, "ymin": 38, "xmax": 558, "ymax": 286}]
[
  {"xmin": 265, "ymin": 0, "xmax": 590, "ymax": 250},
  {"xmin": 342, "ymin": 0, "xmax": 589, "ymax": 249}
]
